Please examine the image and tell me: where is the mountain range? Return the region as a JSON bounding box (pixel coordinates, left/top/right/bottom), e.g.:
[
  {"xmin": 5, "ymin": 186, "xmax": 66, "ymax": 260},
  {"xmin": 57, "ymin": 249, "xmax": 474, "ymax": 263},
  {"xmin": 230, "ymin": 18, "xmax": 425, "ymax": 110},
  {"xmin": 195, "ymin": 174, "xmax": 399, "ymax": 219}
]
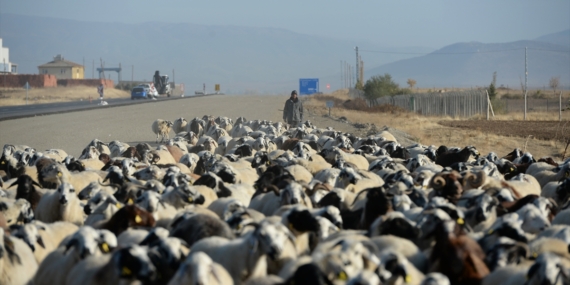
[{"xmin": 1, "ymin": 13, "xmax": 568, "ymax": 93}]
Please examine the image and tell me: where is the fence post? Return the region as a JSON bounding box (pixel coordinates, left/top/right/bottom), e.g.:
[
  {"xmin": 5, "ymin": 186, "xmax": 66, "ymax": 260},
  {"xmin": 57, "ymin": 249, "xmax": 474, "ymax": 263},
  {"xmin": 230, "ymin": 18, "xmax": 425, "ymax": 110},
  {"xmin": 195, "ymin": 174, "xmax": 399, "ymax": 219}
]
[{"xmin": 558, "ymin": 91, "xmax": 562, "ymax": 122}]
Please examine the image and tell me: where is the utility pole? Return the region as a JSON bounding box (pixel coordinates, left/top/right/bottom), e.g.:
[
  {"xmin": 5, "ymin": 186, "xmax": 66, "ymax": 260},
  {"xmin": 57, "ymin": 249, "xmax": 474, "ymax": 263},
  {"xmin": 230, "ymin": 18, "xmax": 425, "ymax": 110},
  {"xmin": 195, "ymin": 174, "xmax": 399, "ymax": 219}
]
[
  {"xmin": 355, "ymin": 46, "xmax": 359, "ymax": 86},
  {"xmin": 92, "ymin": 60, "xmax": 94, "ymax": 79},
  {"xmin": 524, "ymin": 47, "xmax": 528, "ymax": 120},
  {"xmin": 131, "ymin": 65, "xmax": 134, "ymax": 84},
  {"xmin": 340, "ymin": 60, "xmax": 343, "ymax": 89},
  {"xmin": 82, "ymin": 57, "xmax": 85, "ymax": 79}
]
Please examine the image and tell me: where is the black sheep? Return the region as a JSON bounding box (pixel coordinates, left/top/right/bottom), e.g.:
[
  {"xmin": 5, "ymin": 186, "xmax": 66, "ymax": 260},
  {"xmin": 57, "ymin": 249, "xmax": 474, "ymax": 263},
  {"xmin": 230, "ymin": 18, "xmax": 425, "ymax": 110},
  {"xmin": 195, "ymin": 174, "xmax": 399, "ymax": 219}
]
[{"xmin": 435, "ymin": 146, "xmax": 479, "ymax": 168}]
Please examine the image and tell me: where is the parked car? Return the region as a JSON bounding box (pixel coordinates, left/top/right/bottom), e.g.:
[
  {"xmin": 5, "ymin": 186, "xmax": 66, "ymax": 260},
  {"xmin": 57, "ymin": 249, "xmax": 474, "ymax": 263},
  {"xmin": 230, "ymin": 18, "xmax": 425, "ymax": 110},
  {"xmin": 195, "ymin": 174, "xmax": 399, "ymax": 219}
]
[{"xmin": 131, "ymin": 86, "xmax": 148, "ymax": 99}]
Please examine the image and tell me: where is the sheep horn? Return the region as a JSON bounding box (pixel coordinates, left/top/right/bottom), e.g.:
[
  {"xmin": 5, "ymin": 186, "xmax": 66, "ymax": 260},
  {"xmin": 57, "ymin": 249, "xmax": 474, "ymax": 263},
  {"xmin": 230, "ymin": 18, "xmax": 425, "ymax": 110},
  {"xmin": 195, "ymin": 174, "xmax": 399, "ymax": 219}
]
[
  {"xmin": 431, "ymin": 175, "xmax": 446, "ymax": 190},
  {"xmin": 465, "ymin": 171, "xmax": 486, "ymax": 189}
]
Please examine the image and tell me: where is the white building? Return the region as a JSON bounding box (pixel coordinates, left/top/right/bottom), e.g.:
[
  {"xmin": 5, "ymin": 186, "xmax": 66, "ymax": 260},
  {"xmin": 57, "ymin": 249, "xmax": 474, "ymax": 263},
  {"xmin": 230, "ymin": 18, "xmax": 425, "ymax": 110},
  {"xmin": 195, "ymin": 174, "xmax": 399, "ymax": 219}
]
[{"xmin": 0, "ymin": 38, "xmax": 18, "ymax": 74}]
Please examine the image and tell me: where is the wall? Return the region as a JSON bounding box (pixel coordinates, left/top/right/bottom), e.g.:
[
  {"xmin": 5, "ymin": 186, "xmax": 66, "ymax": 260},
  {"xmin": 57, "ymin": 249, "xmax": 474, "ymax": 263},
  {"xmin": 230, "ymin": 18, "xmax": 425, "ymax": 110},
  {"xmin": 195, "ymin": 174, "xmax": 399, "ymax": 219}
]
[
  {"xmin": 71, "ymin": 66, "xmax": 84, "ymax": 79},
  {"xmin": 0, "ymin": 74, "xmax": 57, "ymax": 88},
  {"xmin": 57, "ymin": 79, "xmax": 113, "ymax": 88}
]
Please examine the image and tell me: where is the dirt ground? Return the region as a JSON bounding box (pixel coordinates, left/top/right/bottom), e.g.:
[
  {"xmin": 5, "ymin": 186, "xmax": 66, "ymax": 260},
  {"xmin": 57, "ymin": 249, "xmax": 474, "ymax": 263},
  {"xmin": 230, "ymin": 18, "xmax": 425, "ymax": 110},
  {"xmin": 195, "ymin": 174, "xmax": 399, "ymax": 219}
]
[{"xmin": 438, "ymin": 120, "xmax": 570, "ymax": 142}]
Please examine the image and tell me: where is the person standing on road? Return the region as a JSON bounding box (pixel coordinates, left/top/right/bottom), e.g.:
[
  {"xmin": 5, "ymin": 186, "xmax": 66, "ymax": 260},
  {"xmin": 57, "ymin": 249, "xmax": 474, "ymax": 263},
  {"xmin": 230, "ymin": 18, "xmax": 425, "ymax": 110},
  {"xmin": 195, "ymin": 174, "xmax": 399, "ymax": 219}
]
[
  {"xmin": 97, "ymin": 83, "xmax": 104, "ymax": 101},
  {"xmin": 283, "ymin": 90, "xmax": 303, "ymax": 127}
]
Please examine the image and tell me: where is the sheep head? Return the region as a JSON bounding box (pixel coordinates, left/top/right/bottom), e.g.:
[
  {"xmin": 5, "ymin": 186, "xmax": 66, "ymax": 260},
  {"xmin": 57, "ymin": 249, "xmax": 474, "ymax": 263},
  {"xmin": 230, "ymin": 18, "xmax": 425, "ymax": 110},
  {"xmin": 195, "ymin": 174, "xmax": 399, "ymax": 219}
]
[{"xmin": 430, "ymin": 171, "xmax": 463, "ymax": 204}]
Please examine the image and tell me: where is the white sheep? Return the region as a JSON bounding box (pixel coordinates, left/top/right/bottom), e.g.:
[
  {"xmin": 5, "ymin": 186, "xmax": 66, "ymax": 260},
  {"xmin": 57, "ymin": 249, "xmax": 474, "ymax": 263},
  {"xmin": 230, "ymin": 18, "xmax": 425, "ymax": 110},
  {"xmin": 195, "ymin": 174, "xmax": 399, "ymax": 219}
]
[
  {"xmin": 168, "ymin": 251, "xmax": 234, "ymax": 285},
  {"xmin": 0, "ymin": 198, "xmax": 34, "ymax": 226},
  {"xmin": 190, "ymin": 220, "xmax": 294, "ymax": 285},
  {"xmin": 65, "ymin": 245, "xmax": 156, "ymax": 285},
  {"xmin": 39, "ymin": 161, "xmax": 102, "ymax": 192},
  {"xmin": 35, "ymin": 182, "xmax": 84, "ymax": 225},
  {"xmin": 249, "ymin": 181, "xmax": 313, "ymax": 216},
  {"xmin": 33, "ymin": 226, "xmax": 117, "ymax": 285},
  {"xmin": 152, "ymin": 119, "xmax": 174, "ymax": 143},
  {"xmin": 12, "ymin": 220, "xmax": 79, "ymax": 263},
  {"xmin": 0, "ymin": 227, "xmax": 39, "ymax": 285}
]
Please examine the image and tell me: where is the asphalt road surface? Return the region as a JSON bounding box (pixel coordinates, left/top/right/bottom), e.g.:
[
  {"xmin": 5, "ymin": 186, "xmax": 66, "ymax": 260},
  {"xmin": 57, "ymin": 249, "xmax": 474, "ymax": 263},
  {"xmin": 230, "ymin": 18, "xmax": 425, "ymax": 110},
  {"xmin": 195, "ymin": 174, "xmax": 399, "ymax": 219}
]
[{"xmin": 0, "ymin": 94, "xmax": 287, "ymax": 157}]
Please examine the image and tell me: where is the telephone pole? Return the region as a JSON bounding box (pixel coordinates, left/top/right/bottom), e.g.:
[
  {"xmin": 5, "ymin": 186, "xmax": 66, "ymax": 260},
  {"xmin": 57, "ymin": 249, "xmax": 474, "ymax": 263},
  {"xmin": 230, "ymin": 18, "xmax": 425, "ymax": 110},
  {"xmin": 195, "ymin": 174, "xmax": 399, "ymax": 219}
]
[
  {"xmin": 355, "ymin": 46, "xmax": 359, "ymax": 86},
  {"xmin": 524, "ymin": 47, "xmax": 528, "ymax": 120},
  {"xmin": 340, "ymin": 60, "xmax": 343, "ymax": 89}
]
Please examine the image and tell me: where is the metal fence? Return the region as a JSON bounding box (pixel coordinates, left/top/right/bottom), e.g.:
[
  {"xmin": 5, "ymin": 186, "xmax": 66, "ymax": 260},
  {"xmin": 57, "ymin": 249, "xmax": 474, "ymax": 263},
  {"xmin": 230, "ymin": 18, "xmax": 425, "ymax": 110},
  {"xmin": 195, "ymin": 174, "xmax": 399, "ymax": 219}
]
[
  {"xmin": 347, "ymin": 88, "xmax": 569, "ymax": 117},
  {"xmin": 501, "ymin": 98, "xmax": 570, "ymax": 113}
]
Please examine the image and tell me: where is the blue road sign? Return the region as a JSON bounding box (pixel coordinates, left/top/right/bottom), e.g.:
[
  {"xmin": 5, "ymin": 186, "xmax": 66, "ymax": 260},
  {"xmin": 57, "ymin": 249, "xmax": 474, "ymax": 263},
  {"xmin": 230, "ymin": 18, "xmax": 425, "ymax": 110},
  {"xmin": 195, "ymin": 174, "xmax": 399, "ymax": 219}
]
[{"xmin": 299, "ymin": 78, "xmax": 319, "ymax": 95}]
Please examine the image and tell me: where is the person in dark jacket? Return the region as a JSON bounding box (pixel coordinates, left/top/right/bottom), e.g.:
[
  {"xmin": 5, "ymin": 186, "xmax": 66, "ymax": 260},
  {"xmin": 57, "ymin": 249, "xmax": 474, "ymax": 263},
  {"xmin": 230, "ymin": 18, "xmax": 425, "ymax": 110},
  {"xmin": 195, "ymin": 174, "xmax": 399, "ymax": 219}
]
[{"xmin": 283, "ymin": 90, "xmax": 303, "ymax": 127}]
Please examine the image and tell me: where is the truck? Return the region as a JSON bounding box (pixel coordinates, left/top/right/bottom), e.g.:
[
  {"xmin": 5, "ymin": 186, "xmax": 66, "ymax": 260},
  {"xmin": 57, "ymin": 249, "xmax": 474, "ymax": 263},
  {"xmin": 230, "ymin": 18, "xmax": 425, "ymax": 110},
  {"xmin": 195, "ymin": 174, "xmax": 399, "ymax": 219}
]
[{"xmin": 153, "ymin": 70, "xmax": 173, "ymax": 97}]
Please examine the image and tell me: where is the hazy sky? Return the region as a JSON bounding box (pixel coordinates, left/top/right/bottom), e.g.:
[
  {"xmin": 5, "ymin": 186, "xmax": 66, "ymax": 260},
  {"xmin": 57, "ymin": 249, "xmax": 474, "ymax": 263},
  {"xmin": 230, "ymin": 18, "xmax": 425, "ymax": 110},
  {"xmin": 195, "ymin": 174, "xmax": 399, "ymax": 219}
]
[{"xmin": 1, "ymin": 0, "xmax": 569, "ymax": 48}]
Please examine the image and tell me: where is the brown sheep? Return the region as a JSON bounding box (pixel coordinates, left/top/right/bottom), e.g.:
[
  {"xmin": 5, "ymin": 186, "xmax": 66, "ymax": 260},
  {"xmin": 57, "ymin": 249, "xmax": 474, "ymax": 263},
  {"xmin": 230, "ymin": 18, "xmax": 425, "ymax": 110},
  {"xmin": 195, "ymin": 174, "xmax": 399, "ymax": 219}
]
[{"xmin": 95, "ymin": 205, "xmax": 156, "ymax": 236}]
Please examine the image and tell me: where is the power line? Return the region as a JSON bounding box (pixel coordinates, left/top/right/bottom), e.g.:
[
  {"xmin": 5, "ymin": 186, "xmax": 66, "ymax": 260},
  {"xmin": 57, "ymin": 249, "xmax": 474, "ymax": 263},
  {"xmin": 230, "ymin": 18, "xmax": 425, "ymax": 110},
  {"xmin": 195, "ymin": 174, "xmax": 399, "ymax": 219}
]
[
  {"xmin": 360, "ymin": 47, "xmax": 570, "ymax": 55},
  {"xmin": 359, "ymin": 48, "xmax": 525, "ymax": 55}
]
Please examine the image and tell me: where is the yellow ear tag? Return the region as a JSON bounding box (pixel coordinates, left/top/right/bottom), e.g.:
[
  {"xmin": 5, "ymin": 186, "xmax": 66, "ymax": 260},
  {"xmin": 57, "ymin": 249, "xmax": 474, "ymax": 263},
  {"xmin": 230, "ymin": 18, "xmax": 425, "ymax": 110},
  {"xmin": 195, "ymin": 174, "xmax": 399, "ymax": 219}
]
[
  {"xmin": 405, "ymin": 275, "xmax": 412, "ymax": 283},
  {"xmin": 1, "ymin": 161, "xmax": 4, "ymax": 164},
  {"xmin": 487, "ymin": 229, "xmax": 494, "ymax": 234},
  {"xmin": 188, "ymin": 197, "xmax": 193, "ymax": 203},
  {"xmin": 116, "ymin": 203, "xmax": 122, "ymax": 209},
  {"xmin": 135, "ymin": 215, "xmax": 142, "ymax": 223},
  {"xmin": 237, "ymin": 224, "xmax": 242, "ymax": 230},
  {"xmin": 532, "ymin": 252, "xmax": 538, "ymax": 258},
  {"xmin": 510, "ymin": 167, "xmax": 515, "ymax": 172},
  {"xmin": 457, "ymin": 218, "xmax": 465, "ymax": 225},
  {"xmin": 338, "ymin": 271, "xmax": 347, "ymax": 280},
  {"xmin": 57, "ymin": 172, "xmax": 62, "ymax": 177},
  {"xmin": 127, "ymin": 198, "xmax": 134, "ymax": 205},
  {"xmin": 266, "ymin": 161, "xmax": 271, "ymax": 165},
  {"xmin": 288, "ymin": 223, "xmax": 294, "ymax": 231},
  {"xmin": 101, "ymin": 243, "xmax": 109, "ymax": 253},
  {"xmin": 122, "ymin": 266, "xmax": 132, "ymax": 276}
]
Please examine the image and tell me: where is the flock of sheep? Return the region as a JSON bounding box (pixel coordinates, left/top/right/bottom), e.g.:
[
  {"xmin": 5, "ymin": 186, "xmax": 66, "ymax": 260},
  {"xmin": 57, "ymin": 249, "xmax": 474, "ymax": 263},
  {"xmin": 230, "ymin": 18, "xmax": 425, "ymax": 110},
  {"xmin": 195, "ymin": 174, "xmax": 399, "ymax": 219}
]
[{"xmin": 0, "ymin": 114, "xmax": 570, "ymax": 285}]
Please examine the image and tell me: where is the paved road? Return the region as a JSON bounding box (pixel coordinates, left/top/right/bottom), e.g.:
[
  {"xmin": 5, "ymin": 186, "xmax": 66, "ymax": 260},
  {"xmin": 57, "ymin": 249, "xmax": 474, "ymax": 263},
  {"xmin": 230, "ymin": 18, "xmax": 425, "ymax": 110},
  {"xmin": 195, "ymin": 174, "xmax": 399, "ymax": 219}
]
[
  {"xmin": 0, "ymin": 94, "xmax": 286, "ymax": 157},
  {"xmin": 0, "ymin": 96, "xmax": 195, "ymax": 121}
]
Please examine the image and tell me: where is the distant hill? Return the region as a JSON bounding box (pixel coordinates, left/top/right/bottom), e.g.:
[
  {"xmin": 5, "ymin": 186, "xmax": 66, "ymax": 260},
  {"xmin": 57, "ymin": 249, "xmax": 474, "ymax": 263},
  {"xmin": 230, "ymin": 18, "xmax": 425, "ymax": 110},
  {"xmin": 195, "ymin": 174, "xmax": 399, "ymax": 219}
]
[
  {"xmin": 535, "ymin": 29, "xmax": 570, "ymax": 47},
  {"xmin": 0, "ymin": 14, "xmax": 432, "ymax": 94},
  {"xmin": 366, "ymin": 30, "xmax": 570, "ymax": 89}
]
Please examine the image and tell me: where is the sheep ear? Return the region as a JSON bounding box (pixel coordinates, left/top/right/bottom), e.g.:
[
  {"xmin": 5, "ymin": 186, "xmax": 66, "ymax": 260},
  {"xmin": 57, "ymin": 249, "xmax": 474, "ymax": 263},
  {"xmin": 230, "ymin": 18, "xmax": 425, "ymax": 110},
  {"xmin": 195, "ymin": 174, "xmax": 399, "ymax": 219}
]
[
  {"xmin": 8, "ymin": 180, "xmax": 18, "ymax": 188},
  {"xmin": 64, "ymin": 238, "xmax": 79, "ymax": 254},
  {"xmin": 37, "ymin": 236, "xmax": 45, "ymax": 248}
]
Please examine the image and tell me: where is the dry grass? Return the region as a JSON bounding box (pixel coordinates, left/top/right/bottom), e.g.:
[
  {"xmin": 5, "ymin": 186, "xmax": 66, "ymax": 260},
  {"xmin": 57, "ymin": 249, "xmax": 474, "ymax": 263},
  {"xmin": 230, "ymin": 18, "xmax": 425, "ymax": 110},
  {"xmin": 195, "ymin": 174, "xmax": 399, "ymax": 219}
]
[
  {"xmin": 306, "ymin": 89, "xmax": 569, "ymax": 159},
  {"xmin": 0, "ymin": 86, "xmax": 130, "ymax": 106}
]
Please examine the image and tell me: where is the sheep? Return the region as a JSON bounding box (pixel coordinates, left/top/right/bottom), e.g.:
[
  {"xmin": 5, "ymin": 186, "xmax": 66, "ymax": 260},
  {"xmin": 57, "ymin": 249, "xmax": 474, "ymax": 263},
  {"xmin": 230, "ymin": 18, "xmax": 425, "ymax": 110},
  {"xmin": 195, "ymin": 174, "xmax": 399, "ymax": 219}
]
[
  {"xmin": 65, "ymin": 245, "xmax": 156, "ymax": 285},
  {"xmin": 168, "ymin": 251, "xmax": 234, "ymax": 285},
  {"xmin": 285, "ymin": 164, "xmax": 313, "ymax": 184},
  {"xmin": 9, "ymin": 220, "xmax": 79, "ymax": 263},
  {"xmin": 33, "ymin": 226, "xmax": 118, "ymax": 285},
  {"xmin": 161, "ymin": 183, "xmax": 208, "ymax": 209},
  {"xmin": 170, "ymin": 212, "xmax": 235, "ymax": 247},
  {"xmin": 94, "ymin": 204, "xmax": 156, "ymax": 236},
  {"xmin": 35, "ymin": 182, "xmax": 84, "ymax": 225},
  {"xmin": 193, "ymin": 172, "xmax": 255, "ymax": 207},
  {"xmin": 0, "ymin": 227, "xmax": 39, "ymax": 285},
  {"xmin": 190, "ymin": 220, "xmax": 295, "ymax": 285},
  {"xmin": 334, "ymin": 167, "xmax": 384, "ymax": 194},
  {"xmin": 428, "ymin": 219, "xmax": 490, "ymax": 284},
  {"xmin": 84, "ymin": 191, "xmax": 122, "ymax": 226},
  {"xmin": 435, "ymin": 145, "xmax": 480, "ymax": 167},
  {"xmin": 324, "ymin": 147, "xmax": 369, "ymax": 170},
  {"xmin": 173, "ymin": 117, "xmax": 188, "ymax": 134},
  {"xmin": 135, "ymin": 190, "xmax": 179, "ymax": 228},
  {"xmin": 152, "ymin": 119, "xmax": 174, "ymax": 143},
  {"xmin": 248, "ymin": 181, "xmax": 313, "ymax": 216},
  {"xmin": 552, "ymin": 207, "xmax": 570, "ymax": 225},
  {"xmin": 533, "ymin": 163, "xmax": 570, "ymax": 188},
  {"xmin": 39, "ymin": 161, "xmax": 102, "ymax": 192},
  {"xmin": 378, "ymin": 249, "xmax": 426, "ymax": 285},
  {"xmin": 541, "ymin": 177, "xmax": 570, "ymax": 207},
  {"xmin": 370, "ymin": 235, "xmax": 429, "ymax": 274},
  {"xmin": 311, "ymin": 237, "xmax": 380, "ymax": 282},
  {"xmin": 0, "ymin": 198, "xmax": 35, "ymax": 226}
]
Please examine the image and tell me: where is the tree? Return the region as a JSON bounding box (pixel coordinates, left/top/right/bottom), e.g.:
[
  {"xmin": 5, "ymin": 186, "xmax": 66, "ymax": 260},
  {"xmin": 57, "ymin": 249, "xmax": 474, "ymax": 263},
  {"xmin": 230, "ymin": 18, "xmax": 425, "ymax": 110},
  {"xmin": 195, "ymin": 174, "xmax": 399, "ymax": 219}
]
[
  {"xmin": 355, "ymin": 79, "xmax": 364, "ymax": 90},
  {"xmin": 549, "ymin": 76, "xmax": 560, "ymax": 95},
  {"xmin": 488, "ymin": 72, "xmax": 498, "ymax": 100},
  {"xmin": 363, "ymin": 73, "xmax": 401, "ymax": 100},
  {"xmin": 407, "ymin": 79, "xmax": 417, "ymax": 90}
]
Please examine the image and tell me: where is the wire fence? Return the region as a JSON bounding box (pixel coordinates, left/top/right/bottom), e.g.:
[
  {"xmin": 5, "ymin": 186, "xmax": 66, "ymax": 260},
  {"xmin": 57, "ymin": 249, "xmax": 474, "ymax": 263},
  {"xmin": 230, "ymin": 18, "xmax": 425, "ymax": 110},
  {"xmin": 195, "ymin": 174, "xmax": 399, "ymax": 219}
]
[
  {"xmin": 349, "ymin": 89, "xmax": 488, "ymax": 118},
  {"xmin": 348, "ymin": 88, "xmax": 569, "ymax": 118}
]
